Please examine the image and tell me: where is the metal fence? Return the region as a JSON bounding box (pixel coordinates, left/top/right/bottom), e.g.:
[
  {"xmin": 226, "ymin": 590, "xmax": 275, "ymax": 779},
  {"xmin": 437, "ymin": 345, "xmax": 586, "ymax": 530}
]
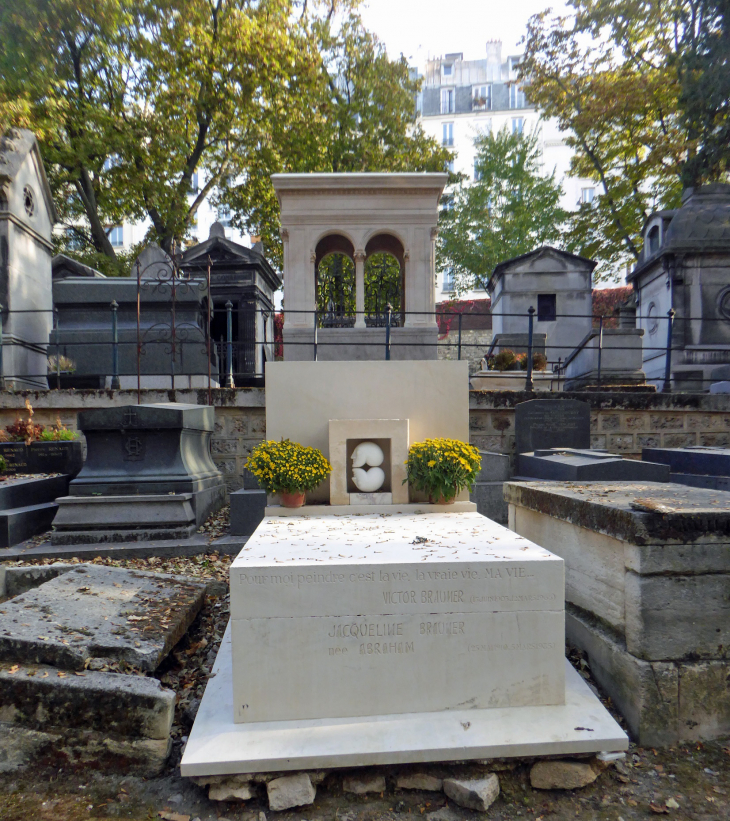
[{"xmin": 1, "ymin": 301, "xmax": 727, "ymax": 395}]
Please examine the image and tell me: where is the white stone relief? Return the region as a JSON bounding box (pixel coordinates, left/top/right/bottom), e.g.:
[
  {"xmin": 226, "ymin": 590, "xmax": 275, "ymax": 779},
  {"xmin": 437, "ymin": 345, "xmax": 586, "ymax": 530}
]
[{"xmin": 351, "ymin": 441, "xmax": 385, "ymax": 492}]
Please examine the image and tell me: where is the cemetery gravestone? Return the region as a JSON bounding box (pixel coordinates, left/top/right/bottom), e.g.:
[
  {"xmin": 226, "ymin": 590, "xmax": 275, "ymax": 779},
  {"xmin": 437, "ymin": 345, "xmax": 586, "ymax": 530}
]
[
  {"xmin": 514, "ymin": 399, "xmax": 591, "ymax": 454},
  {"xmin": 51, "ymin": 403, "xmax": 225, "ymax": 544},
  {"xmin": 642, "ymin": 446, "xmax": 730, "ymax": 490},
  {"xmin": 518, "ymin": 449, "xmax": 670, "ymax": 482}
]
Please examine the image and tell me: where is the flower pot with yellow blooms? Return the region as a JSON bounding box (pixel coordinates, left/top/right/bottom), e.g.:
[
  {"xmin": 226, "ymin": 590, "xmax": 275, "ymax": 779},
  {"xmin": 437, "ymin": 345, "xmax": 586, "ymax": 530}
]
[
  {"xmin": 245, "ymin": 439, "xmax": 332, "ymax": 508},
  {"xmin": 404, "ymin": 438, "xmax": 481, "ymax": 505}
]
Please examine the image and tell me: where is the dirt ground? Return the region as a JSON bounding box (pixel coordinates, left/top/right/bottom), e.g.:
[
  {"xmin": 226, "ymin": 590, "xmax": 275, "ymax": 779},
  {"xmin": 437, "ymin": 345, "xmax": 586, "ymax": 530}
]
[{"xmin": 0, "ymin": 548, "xmax": 728, "ymax": 821}]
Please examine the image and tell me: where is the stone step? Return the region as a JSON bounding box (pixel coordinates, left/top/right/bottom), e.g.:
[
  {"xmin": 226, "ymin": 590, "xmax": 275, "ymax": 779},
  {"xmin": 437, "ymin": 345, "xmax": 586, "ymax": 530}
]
[{"xmin": 0, "ymin": 502, "xmax": 59, "ymax": 549}]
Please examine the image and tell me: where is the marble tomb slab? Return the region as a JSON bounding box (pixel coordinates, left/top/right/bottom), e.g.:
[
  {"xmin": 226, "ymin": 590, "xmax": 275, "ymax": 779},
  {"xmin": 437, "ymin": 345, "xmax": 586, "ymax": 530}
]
[
  {"xmin": 230, "ymin": 512, "xmax": 563, "ymax": 619},
  {"xmin": 232, "ymin": 610, "xmax": 564, "ymax": 721},
  {"xmin": 230, "ymin": 512, "xmax": 564, "ymax": 721},
  {"xmin": 0, "ymin": 565, "xmax": 207, "ymax": 671},
  {"xmin": 180, "ymin": 624, "xmax": 628, "ymax": 776}
]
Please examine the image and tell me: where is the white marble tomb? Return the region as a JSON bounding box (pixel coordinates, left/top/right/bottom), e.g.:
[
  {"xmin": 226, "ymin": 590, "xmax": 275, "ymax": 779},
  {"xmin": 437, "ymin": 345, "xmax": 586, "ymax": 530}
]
[{"xmin": 229, "ymin": 512, "xmax": 565, "ymax": 723}]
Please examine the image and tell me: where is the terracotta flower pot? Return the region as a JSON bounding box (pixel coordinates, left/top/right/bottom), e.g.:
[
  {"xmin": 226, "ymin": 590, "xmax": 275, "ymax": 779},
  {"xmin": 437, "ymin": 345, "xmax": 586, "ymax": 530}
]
[
  {"xmin": 281, "ymin": 490, "xmax": 306, "ymax": 508},
  {"xmin": 429, "ymin": 493, "xmax": 456, "ymax": 505}
]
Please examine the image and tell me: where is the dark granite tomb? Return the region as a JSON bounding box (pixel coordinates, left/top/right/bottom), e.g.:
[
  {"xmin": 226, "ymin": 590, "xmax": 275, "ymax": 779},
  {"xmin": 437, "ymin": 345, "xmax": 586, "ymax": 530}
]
[
  {"xmin": 642, "ymin": 446, "xmax": 730, "ymax": 491},
  {"xmin": 518, "ymin": 448, "xmax": 670, "ymax": 482},
  {"xmin": 515, "ymin": 399, "xmax": 591, "ymax": 453},
  {"xmin": 51, "ymin": 403, "xmax": 225, "ymax": 544}
]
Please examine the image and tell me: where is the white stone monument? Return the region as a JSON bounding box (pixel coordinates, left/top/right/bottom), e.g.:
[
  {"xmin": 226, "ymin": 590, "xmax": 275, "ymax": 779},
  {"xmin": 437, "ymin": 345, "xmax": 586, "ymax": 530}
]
[
  {"xmin": 182, "ymin": 360, "xmax": 627, "ymax": 776},
  {"xmin": 272, "ymin": 173, "xmax": 446, "ymax": 361},
  {"xmin": 0, "ymin": 129, "xmax": 56, "ymax": 388}
]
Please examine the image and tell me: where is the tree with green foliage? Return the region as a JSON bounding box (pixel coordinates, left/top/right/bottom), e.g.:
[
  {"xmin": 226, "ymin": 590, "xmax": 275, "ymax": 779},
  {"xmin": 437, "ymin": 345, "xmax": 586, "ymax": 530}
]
[
  {"xmin": 520, "ymin": 0, "xmax": 730, "ymax": 277},
  {"xmin": 0, "ymin": 0, "xmax": 449, "ymax": 275},
  {"xmin": 437, "ymin": 127, "xmax": 566, "ymax": 294},
  {"xmin": 226, "ymin": 9, "xmax": 452, "ymax": 268}
]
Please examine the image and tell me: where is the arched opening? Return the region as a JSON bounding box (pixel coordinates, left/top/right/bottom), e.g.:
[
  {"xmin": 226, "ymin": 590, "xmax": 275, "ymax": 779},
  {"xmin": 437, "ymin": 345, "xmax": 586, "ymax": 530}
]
[
  {"xmin": 315, "ymin": 234, "xmax": 355, "ymax": 327},
  {"xmin": 365, "ymin": 234, "xmax": 405, "ymax": 326}
]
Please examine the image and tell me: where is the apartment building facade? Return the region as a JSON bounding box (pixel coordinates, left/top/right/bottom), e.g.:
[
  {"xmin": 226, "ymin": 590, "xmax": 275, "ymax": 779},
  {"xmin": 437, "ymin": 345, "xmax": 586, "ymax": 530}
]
[{"xmin": 417, "ymin": 42, "xmax": 596, "ymax": 299}]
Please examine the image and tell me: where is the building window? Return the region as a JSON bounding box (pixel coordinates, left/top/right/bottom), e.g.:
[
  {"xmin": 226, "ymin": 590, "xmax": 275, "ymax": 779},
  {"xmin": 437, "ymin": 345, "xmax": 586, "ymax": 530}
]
[
  {"xmin": 537, "ymin": 294, "xmax": 557, "ymax": 322},
  {"xmin": 441, "ymin": 194, "xmax": 455, "ymax": 214},
  {"xmin": 218, "ymin": 205, "xmax": 231, "ymax": 227},
  {"xmin": 442, "ymin": 122, "xmax": 454, "ymax": 146},
  {"xmin": 189, "ymin": 172, "xmax": 199, "ymax": 194},
  {"xmin": 442, "ymin": 63, "xmax": 453, "ymax": 77},
  {"xmin": 441, "ymin": 89, "xmax": 455, "ymax": 114},
  {"xmin": 511, "ymin": 117, "xmax": 524, "ymax": 135},
  {"xmin": 109, "ymin": 225, "xmax": 124, "ymax": 247},
  {"xmin": 648, "ymin": 225, "xmax": 660, "ymax": 255},
  {"xmin": 581, "ymin": 187, "xmax": 595, "ymax": 204},
  {"xmin": 472, "ymin": 85, "xmax": 492, "ymax": 110},
  {"xmin": 65, "ymin": 228, "xmax": 83, "ymax": 251},
  {"xmin": 442, "ymin": 268, "xmax": 456, "ymax": 292},
  {"xmin": 509, "ymin": 84, "xmax": 525, "ymax": 109}
]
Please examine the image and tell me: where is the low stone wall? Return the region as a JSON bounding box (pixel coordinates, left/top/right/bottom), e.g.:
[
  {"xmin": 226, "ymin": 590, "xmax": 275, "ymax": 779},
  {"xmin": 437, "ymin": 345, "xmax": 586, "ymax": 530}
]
[
  {"xmin": 1, "ymin": 388, "xmax": 729, "ymax": 494},
  {"xmin": 470, "ymin": 390, "xmax": 730, "ymax": 461},
  {"xmin": 437, "ymin": 329, "xmax": 493, "ymax": 374}
]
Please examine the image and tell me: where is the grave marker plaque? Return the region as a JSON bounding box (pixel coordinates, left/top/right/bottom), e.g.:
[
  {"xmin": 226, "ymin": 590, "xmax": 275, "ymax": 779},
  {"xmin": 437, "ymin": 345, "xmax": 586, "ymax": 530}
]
[{"xmin": 515, "ymin": 399, "xmax": 590, "ymax": 454}]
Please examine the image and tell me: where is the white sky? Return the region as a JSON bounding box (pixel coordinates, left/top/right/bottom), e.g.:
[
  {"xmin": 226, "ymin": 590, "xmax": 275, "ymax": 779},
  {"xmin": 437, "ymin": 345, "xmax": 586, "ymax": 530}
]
[{"xmin": 359, "ymin": 0, "xmax": 571, "ymax": 66}]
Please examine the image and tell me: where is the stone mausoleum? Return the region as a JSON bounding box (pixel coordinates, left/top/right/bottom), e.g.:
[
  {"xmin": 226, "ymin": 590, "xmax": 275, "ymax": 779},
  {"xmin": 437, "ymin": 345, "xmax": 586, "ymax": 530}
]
[
  {"xmin": 0, "ymin": 128, "xmax": 56, "ymax": 388},
  {"xmin": 273, "ymin": 173, "xmax": 447, "ymax": 361},
  {"xmin": 180, "ymin": 223, "xmax": 281, "ymax": 386},
  {"xmin": 488, "ymin": 247, "xmax": 595, "ymax": 365},
  {"xmin": 630, "ymin": 183, "xmax": 730, "ymax": 391}
]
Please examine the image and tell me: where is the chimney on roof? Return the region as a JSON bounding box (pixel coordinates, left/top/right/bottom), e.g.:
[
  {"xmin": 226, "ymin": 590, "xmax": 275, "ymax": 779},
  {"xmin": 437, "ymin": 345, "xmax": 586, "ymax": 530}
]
[{"xmin": 486, "ymin": 40, "xmax": 502, "ymax": 81}]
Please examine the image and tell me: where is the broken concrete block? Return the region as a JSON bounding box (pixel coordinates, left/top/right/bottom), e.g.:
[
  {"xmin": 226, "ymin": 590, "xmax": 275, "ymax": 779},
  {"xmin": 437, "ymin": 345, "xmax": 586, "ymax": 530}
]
[
  {"xmin": 444, "ymin": 773, "xmax": 499, "ymax": 812},
  {"xmin": 267, "ymin": 773, "xmax": 316, "ymax": 811},
  {"xmin": 209, "ymin": 779, "xmax": 255, "ymax": 802},
  {"xmin": 396, "ymin": 773, "xmax": 443, "ymax": 791},
  {"xmin": 0, "ymin": 662, "xmax": 175, "ymax": 739},
  {"xmin": 0, "ymin": 565, "xmax": 206, "ymax": 671},
  {"xmin": 342, "ymin": 773, "xmax": 386, "ymax": 794},
  {"xmin": 2, "ymin": 564, "xmax": 76, "ymax": 599},
  {"xmin": 530, "ymin": 759, "xmax": 601, "ymax": 790},
  {"xmin": 443, "ymin": 774, "xmax": 500, "ymax": 811},
  {"xmin": 0, "ymin": 724, "xmax": 60, "ymax": 773}
]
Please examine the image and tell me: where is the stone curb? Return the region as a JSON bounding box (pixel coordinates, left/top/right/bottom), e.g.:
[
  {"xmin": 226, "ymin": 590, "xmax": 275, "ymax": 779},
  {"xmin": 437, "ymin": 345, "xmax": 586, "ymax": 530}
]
[{"xmin": 0, "ymin": 663, "xmax": 176, "ymax": 739}]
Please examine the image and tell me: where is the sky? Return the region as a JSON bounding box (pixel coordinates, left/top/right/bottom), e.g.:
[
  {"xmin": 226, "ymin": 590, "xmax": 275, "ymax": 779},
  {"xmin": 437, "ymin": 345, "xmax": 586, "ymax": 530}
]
[{"xmin": 359, "ymin": 0, "xmax": 571, "ymax": 67}]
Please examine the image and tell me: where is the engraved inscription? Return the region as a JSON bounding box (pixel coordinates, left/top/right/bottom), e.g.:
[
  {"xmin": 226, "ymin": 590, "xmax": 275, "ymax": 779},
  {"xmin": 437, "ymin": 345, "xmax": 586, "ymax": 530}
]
[
  {"xmin": 420, "ymin": 621, "xmax": 465, "ymax": 635},
  {"xmin": 123, "ymin": 435, "xmax": 145, "ymax": 461},
  {"xmin": 468, "ymin": 642, "xmax": 557, "ymax": 652},
  {"xmin": 123, "ymin": 408, "xmax": 139, "ymax": 427},
  {"xmin": 328, "ymin": 621, "xmax": 403, "ymax": 638},
  {"xmin": 360, "ymin": 641, "xmax": 415, "ymax": 655}
]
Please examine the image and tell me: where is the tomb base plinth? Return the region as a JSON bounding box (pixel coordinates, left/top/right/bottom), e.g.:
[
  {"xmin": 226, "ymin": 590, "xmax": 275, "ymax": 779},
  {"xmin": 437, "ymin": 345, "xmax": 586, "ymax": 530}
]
[
  {"xmin": 50, "ymin": 494, "xmax": 198, "ymax": 544},
  {"xmin": 181, "ymin": 625, "xmax": 627, "ymax": 776}
]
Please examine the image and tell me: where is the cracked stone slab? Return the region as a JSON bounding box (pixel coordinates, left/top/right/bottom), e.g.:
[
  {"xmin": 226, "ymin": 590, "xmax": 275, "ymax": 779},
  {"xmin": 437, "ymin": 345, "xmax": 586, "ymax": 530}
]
[{"xmin": 0, "ymin": 564, "xmax": 207, "ymax": 671}]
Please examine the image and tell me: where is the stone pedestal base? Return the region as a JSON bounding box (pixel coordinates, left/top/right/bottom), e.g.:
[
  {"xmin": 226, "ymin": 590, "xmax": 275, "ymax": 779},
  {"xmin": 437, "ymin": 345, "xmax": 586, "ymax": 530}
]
[
  {"xmin": 180, "ymin": 624, "xmax": 627, "ymax": 776},
  {"xmin": 51, "ymin": 494, "xmax": 198, "ymax": 544},
  {"xmin": 567, "ymin": 605, "xmax": 730, "ymax": 747}
]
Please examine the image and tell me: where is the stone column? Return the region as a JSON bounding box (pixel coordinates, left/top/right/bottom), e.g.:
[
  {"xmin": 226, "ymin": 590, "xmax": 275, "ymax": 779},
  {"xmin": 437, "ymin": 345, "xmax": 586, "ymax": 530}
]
[{"xmin": 354, "ymin": 250, "xmax": 366, "ymax": 328}]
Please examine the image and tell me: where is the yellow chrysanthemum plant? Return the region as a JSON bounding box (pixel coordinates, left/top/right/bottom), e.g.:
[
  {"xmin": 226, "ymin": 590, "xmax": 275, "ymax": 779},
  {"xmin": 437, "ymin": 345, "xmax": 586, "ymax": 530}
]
[
  {"xmin": 404, "ymin": 438, "xmax": 482, "ymax": 504},
  {"xmin": 245, "ymin": 439, "xmax": 332, "ymax": 506}
]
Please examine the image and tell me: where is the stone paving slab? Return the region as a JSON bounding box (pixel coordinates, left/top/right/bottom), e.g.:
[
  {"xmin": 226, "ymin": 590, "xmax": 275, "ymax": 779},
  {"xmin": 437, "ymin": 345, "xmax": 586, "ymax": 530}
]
[
  {"xmin": 0, "ymin": 533, "xmax": 242, "ymax": 561},
  {"xmin": 0, "ymin": 565, "xmax": 207, "ymax": 671},
  {"xmin": 0, "ymin": 661, "xmax": 175, "ymax": 739}
]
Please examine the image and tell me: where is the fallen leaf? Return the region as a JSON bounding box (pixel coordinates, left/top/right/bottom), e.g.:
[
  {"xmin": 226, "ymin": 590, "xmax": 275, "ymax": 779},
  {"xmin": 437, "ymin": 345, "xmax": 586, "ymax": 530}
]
[
  {"xmin": 57, "ymin": 672, "xmax": 66, "ymax": 678},
  {"xmin": 649, "ymin": 803, "xmax": 669, "ymax": 814},
  {"xmin": 8, "ymin": 665, "xmax": 19, "ymax": 674},
  {"xmin": 665, "ymin": 798, "xmax": 680, "ymax": 810},
  {"xmin": 158, "ymin": 812, "xmax": 190, "ymax": 821}
]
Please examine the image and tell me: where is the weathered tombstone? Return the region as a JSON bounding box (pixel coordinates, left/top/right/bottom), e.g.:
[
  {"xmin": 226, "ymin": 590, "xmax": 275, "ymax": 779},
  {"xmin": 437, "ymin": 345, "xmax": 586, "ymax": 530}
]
[
  {"xmin": 469, "ymin": 450, "xmax": 511, "ymax": 524},
  {"xmin": 518, "ymin": 448, "xmax": 669, "ymax": 482},
  {"xmin": 514, "ymin": 399, "xmax": 591, "ymax": 454},
  {"xmin": 51, "ymin": 403, "xmax": 225, "ymax": 544}
]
